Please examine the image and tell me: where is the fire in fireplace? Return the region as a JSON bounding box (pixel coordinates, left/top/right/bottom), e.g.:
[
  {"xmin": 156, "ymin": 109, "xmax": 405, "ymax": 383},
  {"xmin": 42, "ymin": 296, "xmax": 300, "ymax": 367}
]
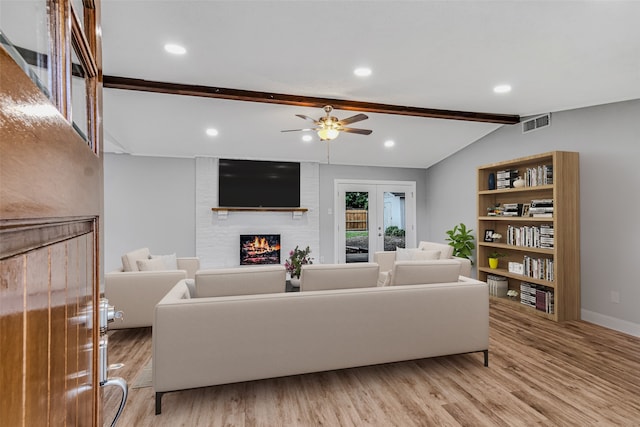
[{"xmin": 240, "ymin": 234, "xmax": 281, "ymax": 265}]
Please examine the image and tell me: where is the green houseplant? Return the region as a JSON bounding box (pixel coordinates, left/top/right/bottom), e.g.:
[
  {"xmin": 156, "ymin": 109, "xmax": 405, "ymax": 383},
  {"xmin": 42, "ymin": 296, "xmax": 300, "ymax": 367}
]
[{"xmin": 445, "ymin": 223, "xmax": 475, "ymax": 264}]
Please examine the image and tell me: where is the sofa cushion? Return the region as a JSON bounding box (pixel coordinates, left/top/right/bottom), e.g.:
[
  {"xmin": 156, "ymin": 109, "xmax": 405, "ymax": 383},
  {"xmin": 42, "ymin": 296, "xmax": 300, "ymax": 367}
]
[
  {"xmin": 137, "ymin": 257, "xmax": 170, "ymax": 271},
  {"xmin": 418, "ymin": 241, "xmax": 454, "ymax": 260},
  {"xmin": 300, "ymin": 263, "xmax": 379, "ymax": 291},
  {"xmin": 151, "ymin": 253, "xmax": 178, "ymax": 270},
  {"xmin": 391, "ymin": 260, "xmax": 461, "ymax": 286},
  {"xmin": 195, "ymin": 265, "xmax": 286, "ymax": 297},
  {"xmin": 121, "ymin": 247, "xmax": 150, "ymax": 272}
]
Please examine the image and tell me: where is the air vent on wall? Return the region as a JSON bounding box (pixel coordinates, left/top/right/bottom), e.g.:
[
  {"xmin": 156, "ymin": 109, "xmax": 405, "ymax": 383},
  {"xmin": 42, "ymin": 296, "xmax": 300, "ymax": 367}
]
[{"xmin": 522, "ymin": 113, "xmax": 551, "ymax": 133}]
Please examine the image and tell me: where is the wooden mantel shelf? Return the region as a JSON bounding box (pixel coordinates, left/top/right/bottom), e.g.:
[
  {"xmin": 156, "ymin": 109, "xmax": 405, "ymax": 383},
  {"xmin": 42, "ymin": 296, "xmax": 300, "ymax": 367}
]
[{"xmin": 211, "ymin": 207, "xmax": 308, "ymax": 219}]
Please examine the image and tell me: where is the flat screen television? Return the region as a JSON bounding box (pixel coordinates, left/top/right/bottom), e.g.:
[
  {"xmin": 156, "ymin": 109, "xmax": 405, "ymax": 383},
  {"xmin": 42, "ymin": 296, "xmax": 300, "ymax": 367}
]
[{"xmin": 218, "ymin": 159, "xmax": 300, "ymax": 208}]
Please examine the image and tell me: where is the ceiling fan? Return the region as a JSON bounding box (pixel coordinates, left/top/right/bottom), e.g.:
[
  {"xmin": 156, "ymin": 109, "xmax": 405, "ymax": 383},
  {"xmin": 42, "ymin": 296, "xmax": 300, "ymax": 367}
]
[{"xmin": 282, "ymin": 105, "xmax": 373, "ymax": 141}]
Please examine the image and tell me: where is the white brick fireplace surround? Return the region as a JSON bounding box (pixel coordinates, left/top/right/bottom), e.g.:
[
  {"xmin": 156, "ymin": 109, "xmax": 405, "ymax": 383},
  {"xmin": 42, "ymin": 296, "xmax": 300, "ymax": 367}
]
[{"xmin": 195, "ymin": 157, "xmax": 320, "ymax": 269}]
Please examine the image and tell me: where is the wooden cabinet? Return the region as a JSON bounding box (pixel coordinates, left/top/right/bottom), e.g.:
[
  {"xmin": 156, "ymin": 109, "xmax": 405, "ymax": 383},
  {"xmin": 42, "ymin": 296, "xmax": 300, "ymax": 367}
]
[{"xmin": 476, "ymin": 151, "xmax": 580, "ymax": 321}]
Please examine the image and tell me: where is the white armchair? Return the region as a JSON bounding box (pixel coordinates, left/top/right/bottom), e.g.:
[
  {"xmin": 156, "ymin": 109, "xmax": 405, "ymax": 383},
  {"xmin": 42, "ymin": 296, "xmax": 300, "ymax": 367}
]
[
  {"xmin": 374, "ymin": 241, "xmax": 472, "ymax": 278},
  {"xmin": 105, "ymin": 248, "xmax": 200, "ymax": 329}
]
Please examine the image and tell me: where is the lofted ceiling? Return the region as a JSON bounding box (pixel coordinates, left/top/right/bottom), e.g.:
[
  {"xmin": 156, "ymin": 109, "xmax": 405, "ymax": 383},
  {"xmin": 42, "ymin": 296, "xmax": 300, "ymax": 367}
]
[{"xmin": 19, "ymin": 1, "xmax": 640, "ymax": 168}]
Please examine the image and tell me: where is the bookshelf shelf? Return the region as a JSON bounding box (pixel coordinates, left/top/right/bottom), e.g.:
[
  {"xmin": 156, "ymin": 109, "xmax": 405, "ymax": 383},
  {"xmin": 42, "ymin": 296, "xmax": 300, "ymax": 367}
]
[{"xmin": 477, "ymin": 151, "xmax": 580, "ymax": 321}]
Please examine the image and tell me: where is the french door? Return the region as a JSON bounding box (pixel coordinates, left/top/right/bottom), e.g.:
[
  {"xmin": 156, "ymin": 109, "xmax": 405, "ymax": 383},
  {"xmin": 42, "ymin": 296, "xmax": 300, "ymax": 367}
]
[{"xmin": 335, "ymin": 180, "xmax": 416, "ymax": 263}]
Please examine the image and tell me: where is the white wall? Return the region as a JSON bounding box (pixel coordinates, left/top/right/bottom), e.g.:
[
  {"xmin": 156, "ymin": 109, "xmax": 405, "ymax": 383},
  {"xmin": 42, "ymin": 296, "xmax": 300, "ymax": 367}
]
[
  {"xmin": 195, "ymin": 157, "xmax": 320, "ymax": 268},
  {"xmin": 103, "ymin": 154, "xmax": 196, "ymax": 272},
  {"xmin": 425, "ymin": 99, "xmax": 640, "ymax": 336}
]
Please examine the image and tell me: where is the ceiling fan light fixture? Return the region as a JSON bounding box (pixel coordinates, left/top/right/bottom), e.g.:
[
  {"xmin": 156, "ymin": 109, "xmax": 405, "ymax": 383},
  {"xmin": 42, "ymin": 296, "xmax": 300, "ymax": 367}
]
[{"xmin": 317, "ymin": 128, "xmax": 339, "ymax": 141}]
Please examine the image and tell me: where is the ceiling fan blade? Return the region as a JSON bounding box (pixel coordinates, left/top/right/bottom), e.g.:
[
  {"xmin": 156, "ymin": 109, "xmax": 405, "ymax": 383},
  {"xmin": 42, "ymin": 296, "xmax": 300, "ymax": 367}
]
[
  {"xmin": 338, "ymin": 113, "xmax": 368, "ymax": 126},
  {"xmin": 296, "ymin": 114, "xmax": 319, "ymax": 123},
  {"xmin": 340, "ymin": 127, "xmax": 373, "ymax": 135},
  {"xmin": 281, "ymin": 128, "xmax": 316, "ymax": 133}
]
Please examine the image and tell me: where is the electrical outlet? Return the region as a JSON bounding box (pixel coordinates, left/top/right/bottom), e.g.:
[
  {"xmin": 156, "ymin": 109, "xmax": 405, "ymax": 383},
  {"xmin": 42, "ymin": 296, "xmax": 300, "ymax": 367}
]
[{"xmin": 611, "ymin": 291, "xmax": 620, "ymax": 304}]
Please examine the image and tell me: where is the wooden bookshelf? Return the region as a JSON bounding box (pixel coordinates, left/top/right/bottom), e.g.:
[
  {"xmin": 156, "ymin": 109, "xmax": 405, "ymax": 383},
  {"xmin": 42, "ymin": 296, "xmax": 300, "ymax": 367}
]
[{"xmin": 477, "ymin": 151, "xmax": 580, "ymax": 321}]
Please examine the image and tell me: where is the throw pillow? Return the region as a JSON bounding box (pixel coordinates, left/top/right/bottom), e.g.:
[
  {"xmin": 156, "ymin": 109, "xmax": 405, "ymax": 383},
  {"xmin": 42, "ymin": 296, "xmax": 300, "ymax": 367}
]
[
  {"xmin": 150, "ymin": 253, "xmax": 178, "ymax": 270},
  {"xmin": 418, "ymin": 241, "xmax": 454, "ymax": 259},
  {"xmin": 377, "ymin": 271, "xmax": 392, "ymax": 287},
  {"xmin": 121, "ymin": 247, "xmax": 150, "ymax": 272},
  {"xmin": 411, "ymin": 249, "xmax": 441, "ymax": 261},
  {"xmin": 395, "ymin": 247, "xmax": 423, "ymax": 261},
  {"xmin": 136, "ymin": 257, "xmax": 169, "ymax": 271}
]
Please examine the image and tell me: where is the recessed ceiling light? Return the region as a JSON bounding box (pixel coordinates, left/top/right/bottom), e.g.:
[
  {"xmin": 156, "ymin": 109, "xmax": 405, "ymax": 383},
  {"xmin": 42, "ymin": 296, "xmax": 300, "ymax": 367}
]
[
  {"xmin": 206, "ymin": 128, "xmax": 218, "ymax": 137},
  {"xmin": 493, "ymin": 84, "xmax": 512, "ymax": 94},
  {"xmin": 354, "ymin": 67, "xmax": 372, "ymax": 77},
  {"xmin": 302, "ymin": 134, "xmax": 313, "ymax": 142},
  {"xmin": 164, "ymin": 43, "xmax": 186, "ymax": 55},
  {"xmin": 384, "ymin": 140, "xmax": 395, "ymax": 148}
]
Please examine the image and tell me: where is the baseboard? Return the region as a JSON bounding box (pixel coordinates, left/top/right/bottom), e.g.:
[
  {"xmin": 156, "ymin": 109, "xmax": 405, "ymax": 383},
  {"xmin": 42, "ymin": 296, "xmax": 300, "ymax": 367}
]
[{"xmin": 581, "ymin": 309, "xmax": 640, "ymax": 338}]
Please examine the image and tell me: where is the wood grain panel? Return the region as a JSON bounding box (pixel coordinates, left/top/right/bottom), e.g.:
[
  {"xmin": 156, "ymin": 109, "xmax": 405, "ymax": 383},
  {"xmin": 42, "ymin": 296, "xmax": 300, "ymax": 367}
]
[
  {"xmin": 77, "ymin": 234, "xmax": 94, "ymax": 425},
  {"xmin": 0, "ymin": 47, "xmax": 103, "ymax": 221},
  {"xmin": 49, "ymin": 243, "xmax": 67, "ymax": 426},
  {"xmin": 24, "ymin": 248, "xmax": 50, "ymax": 425},
  {"xmin": 66, "ymin": 237, "xmax": 79, "ymax": 426},
  {"xmin": 0, "ymin": 255, "xmax": 26, "ymax": 426}
]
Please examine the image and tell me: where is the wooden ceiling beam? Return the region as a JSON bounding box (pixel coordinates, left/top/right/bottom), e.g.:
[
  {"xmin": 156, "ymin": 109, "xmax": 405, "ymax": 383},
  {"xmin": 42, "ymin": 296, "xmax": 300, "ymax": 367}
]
[{"xmin": 103, "ymin": 75, "xmax": 520, "ymax": 125}]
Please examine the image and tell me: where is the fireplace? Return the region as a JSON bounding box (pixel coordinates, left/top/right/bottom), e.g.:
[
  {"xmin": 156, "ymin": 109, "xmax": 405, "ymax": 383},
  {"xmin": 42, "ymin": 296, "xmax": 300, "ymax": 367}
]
[{"xmin": 240, "ymin": 234, "xmax": 281, "ymax": 265}]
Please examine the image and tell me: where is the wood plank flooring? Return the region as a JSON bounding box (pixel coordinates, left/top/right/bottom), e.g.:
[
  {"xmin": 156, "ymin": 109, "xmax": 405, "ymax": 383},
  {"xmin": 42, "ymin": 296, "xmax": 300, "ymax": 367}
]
[{"xmin": 102, "ymin": 301, "xmax": 640, "ymax": 426}]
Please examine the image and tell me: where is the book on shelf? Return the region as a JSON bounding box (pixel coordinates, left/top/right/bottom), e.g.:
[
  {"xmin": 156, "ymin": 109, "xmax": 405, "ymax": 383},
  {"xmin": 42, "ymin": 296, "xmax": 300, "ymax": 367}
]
[
  {"xmin": 530, "ymin": 199, "xmax": 554, "ymax": 207},
  {"xmin": 525, "ymin": 165, "xmax": 553, "ymax": 187},
  {"xmin": 520, "ymin": 281, "xmax": 554, "ymax": 314},
  {"xmin": 496, "ymin": 169, "xmax": 519, "ymax": 189},
  {"xmin": 486, "ymin": 274, "xmax": 508, "ymax": 297}
]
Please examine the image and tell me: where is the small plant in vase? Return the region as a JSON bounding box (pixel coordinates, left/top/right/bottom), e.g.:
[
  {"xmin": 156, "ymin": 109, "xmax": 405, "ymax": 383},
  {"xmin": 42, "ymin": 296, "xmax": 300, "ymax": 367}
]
[
  {"xmin": 488, "ymin": 251, "xmax": 506, "ymax": 269},
  {"xmin": 285, "ymin": 245, "xmax": 313, "ymax": 286}
]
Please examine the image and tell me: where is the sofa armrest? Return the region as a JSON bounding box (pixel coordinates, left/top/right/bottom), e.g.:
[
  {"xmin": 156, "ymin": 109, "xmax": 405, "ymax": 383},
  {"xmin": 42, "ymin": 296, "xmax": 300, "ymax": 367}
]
[
  {"xmin": 177, "ymin": 257, "xmax": 200, "ymax": 279},
  {"xmin": 452, "ymin": 256, "xmax": 472, "ymax": 278},
  {"xmin": 105, "ymin": 270, "xmax": 187, "ymax": 329},
  {"xmin": 373, "ymin": 251, "xmax": 396, "ymax": 273}
]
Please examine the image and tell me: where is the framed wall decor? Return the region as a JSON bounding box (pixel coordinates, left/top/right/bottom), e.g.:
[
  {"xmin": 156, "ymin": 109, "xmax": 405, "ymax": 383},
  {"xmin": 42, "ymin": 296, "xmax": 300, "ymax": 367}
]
[{"xmin": 484, "ymin": 229, "xmax": 495, "ymax": 242}]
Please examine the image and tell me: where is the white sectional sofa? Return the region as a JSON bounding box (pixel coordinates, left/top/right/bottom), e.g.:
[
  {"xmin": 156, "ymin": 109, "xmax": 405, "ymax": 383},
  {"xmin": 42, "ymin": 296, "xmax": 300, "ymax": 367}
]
[{"xmin": 152, "ymin": 261, "xmax": 489, "ymax": 414}]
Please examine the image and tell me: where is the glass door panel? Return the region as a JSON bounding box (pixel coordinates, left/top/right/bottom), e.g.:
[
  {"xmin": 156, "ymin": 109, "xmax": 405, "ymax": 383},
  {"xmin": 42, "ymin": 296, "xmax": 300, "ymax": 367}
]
[
  {"xmin": 345, "ymin": 191, "xmax": 371, "ymax": 263},
  {"xmin": 382, "ymin": 191, "xmax": 406, "ymax": 250}
]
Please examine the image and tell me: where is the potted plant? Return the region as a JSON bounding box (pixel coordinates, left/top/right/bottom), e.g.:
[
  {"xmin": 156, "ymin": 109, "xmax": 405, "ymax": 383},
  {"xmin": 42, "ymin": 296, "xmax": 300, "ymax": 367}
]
[
  {"xmin": 488, "ymin": 251, "xmax": 506, "ymax": 269},
  {"xmin": 445, "ymin": 223, "xmax": 475, "ymax": 264},
  {"xmin": 284, "ymin": 245, "xmax": 313, "ymax": 287}
]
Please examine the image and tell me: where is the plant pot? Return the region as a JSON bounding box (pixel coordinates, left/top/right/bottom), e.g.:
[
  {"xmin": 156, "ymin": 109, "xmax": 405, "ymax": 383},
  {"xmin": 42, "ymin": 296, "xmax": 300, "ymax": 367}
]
[
  {"xmin": 488, "ymin": 258, "xmax": 499, "ymax": 269},
  {"xmin": 289, "ymin": 277, "xmax": 300, "ymax": 288}
]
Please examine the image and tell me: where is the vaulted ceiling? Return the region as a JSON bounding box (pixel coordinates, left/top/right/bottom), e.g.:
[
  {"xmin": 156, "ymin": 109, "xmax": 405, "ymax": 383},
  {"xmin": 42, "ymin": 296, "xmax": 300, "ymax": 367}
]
[{"xmin": 22, "ymin": 1, "xmax": 640, "ymax": 168}]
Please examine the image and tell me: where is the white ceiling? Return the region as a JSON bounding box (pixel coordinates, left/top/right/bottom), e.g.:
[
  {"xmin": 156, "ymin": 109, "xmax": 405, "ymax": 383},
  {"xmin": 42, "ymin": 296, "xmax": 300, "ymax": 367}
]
[{"xmin": 98, "ymin": 0, "xmax": 640, "ymax": 168}]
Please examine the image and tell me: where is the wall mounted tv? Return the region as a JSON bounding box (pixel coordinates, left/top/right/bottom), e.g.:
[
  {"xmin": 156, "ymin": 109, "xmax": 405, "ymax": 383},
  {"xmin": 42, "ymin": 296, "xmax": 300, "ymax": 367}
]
[{"xmin": 218, "ymin": 159, "xmax": 300, "ymax": 208}]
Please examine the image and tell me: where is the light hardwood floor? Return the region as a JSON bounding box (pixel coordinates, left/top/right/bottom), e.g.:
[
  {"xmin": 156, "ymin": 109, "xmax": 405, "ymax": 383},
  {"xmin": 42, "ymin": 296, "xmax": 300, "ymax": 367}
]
[{"xmin": 102, "ymin": 301, "xmax": 640, "ymax": 426}]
